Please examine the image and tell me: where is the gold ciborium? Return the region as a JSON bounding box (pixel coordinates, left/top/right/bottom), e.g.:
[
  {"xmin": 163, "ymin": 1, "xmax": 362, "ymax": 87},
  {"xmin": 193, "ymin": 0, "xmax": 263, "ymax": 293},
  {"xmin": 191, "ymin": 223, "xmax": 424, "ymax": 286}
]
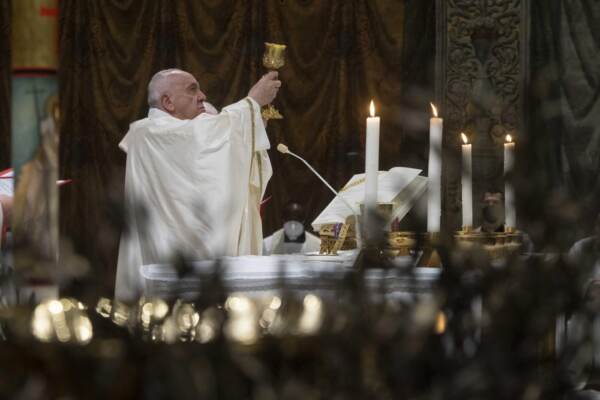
[{"xmin": 262, "ymin": 42, "xmax": 286, "ymax": 120}]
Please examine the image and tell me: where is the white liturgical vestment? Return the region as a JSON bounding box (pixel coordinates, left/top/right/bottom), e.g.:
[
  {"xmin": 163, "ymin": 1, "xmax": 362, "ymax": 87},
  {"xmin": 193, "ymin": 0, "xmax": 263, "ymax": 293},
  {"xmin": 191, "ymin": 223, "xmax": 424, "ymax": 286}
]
[
  {"xmin": 263, "ymin": 229, "xmax": 321, "ymax": 255},
  {"xmin": 115, "ymin": 98, "xmax": 272, "ymax": 301}
]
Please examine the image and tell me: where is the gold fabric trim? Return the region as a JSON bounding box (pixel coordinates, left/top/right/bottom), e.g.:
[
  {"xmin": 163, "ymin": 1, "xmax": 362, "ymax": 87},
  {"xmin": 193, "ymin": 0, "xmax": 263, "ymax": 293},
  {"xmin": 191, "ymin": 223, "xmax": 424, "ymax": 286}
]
[
  {"xmin": 340, "ymin": 171, "xmax": 384, "ymax": 192},
  {"xmin": 245, "ymin": 98, "xmax": 263, "ymax": 196}
]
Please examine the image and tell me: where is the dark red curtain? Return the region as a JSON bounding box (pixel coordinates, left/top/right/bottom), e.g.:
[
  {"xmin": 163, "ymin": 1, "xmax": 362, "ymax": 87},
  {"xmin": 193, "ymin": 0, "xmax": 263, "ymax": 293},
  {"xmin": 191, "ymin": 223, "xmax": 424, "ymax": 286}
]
[
  {"xmin": 525, "ymin": 0, "xmax": 600, "ymax": 244},
  {"xmin": 0, "ymin": 0, "xmax": 438, "ymax": 292}
]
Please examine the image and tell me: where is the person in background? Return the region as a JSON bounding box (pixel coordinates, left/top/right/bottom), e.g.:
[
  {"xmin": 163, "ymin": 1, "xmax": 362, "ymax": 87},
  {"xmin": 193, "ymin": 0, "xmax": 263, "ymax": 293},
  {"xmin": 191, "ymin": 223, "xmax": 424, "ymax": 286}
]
[
  {"xmin": 569, "ymin": 212, "xmax": 600, "ymax": 278},
  {"xmin": 475, "ymin": 191, "xmax": 505, "ymax": 233},
  {"xmin": 475, "ymin": 189, "xmax": 534, "ymax": 253},
  {"xmin": 565, "ymin": 213, "xmax": 600, "ymax": 393},
  {"xmin": 0, "ymin": 195, "xmax": 12, "ymax": 235},
  {"xmin": 263, "ymin": 201, "xmax": 321, "ymax": 255}
]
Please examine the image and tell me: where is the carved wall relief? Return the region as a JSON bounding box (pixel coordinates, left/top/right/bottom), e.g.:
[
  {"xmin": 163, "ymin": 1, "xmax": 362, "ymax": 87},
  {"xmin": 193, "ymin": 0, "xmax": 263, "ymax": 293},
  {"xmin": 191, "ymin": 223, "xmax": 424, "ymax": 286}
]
[{"xmin": 436, "ymin": 0, "xmax": 528, "ymax": 230}]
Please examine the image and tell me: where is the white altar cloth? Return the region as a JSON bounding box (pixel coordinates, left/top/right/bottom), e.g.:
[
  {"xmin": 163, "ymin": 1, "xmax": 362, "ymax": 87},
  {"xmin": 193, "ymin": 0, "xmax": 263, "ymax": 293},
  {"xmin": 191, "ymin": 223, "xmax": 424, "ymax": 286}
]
[{"xmin": 140, "ymin": 252, "xmax": 441, "ymax": 299}]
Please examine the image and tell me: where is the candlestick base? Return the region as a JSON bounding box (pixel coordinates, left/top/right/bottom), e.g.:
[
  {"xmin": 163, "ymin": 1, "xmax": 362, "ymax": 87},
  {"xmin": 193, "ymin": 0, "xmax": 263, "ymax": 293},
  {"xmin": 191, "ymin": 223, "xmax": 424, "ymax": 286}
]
[
  {"xmin": 358, "ymin": 202, "xmax": 394, "ymax": 250},
  {"xmin": 354, "ymin": 245, "xmax": 389, "ymax": 270},
  {"xmin": 384, "ymin": 232, "xmax": 417, "ymax": 257},
  {"xmin": 454, "ymin": 228, "xmax": 524, "ymax": 260},
  {"xmin": 417, "ymin": 232, "xmax": 442, "ymax": 268}
]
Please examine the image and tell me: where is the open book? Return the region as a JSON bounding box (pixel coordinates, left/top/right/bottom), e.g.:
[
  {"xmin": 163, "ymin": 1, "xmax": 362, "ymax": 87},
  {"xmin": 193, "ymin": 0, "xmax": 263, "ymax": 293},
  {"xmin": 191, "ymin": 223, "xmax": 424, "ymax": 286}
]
[
  {"xmin": 311, "ymin": 167, "xmax": 427, "ymax": 232},
  {"xmin": 0, "ymin": 168, "xmax": 72, "ymax": 197}
]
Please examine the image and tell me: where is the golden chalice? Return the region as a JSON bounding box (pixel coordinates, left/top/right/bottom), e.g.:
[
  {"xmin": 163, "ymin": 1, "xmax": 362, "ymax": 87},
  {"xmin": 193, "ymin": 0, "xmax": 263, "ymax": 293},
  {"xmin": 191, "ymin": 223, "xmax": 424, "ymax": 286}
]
[{"xmin": 262, "ymin": 42, "xmax": 286, "ymax": 120}]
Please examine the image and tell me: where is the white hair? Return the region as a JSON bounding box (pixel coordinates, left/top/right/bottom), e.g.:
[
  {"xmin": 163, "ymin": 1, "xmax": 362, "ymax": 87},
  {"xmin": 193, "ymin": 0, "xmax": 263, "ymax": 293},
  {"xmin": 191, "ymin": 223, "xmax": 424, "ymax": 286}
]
[{"xmin": 147, "ymin": 68, "xmax": 185, "ymax": 108}]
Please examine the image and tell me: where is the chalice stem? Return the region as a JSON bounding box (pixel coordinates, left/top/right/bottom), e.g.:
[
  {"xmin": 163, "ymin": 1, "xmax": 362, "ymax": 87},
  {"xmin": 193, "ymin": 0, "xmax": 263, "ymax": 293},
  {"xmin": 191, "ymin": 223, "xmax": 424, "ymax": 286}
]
[{"xmin": 263, "ymin": 70, "xmax": 282, "ymax": 120}]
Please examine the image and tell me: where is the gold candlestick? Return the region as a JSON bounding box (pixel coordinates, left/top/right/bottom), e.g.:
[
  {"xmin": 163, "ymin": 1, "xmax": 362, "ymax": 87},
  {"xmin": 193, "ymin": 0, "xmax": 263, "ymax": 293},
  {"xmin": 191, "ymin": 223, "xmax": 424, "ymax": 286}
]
[
  {"xmin": 417, "ymin": 232, "xmax": 442, "ymax": 268},
  {"xmin": 262, "ymin": 42, "xmax": 286, "ymax": 120}
]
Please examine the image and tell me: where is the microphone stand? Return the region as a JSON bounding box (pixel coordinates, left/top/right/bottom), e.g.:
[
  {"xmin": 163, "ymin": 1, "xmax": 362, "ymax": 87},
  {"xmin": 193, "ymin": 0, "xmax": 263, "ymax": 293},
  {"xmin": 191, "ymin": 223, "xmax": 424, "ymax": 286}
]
[
  {"xmin": 282, "ymin": 149, "xmax": 357, "ymax": 217},
  {"xmin": 278, "ymin": 145, "xmax": 388, "ymax": 266}
]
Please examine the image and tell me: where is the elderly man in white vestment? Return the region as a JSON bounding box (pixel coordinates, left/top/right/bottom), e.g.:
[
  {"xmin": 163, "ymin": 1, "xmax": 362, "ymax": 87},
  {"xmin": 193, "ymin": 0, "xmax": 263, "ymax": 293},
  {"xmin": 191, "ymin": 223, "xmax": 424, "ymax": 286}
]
[{"xmin": 115, "ymin": 68, "xmax": 281, "ymax": 301}]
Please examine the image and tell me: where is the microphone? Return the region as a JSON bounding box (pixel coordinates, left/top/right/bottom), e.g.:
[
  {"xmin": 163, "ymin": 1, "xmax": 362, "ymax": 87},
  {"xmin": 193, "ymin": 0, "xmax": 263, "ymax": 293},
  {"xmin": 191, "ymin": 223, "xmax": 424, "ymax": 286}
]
[{"xmin": 277, "ymin": 143, "xmax": 357, "ymax": 219}]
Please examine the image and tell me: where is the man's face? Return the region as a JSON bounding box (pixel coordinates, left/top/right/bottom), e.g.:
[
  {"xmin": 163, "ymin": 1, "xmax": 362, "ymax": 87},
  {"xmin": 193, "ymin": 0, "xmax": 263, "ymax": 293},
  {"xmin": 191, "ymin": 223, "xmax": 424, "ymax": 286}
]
[
  {"xmin": 164, "ymin": 72, "xmax": 207, "ymax": 120},
  {"xmin": 482, "ymin": 192, "xmax": 503, "ymax": 224},
  {"xmin": 283, "ymin": 220, "xmax": 304, "ymax": 241}
]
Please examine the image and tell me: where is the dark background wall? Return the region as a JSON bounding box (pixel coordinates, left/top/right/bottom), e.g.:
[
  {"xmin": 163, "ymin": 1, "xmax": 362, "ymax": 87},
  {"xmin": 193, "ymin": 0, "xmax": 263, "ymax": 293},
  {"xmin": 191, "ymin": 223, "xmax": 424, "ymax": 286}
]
[{"xmin": 524, "ymin": 0, "xmax": 600, "ymax": 245}]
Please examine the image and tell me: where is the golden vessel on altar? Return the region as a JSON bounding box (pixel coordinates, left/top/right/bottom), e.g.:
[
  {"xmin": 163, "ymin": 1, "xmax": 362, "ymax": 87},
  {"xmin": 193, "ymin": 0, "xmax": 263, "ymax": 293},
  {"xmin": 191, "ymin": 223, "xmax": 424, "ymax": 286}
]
[
  {"xmin": 317, "ymin": 202, "xmax": 417, "ymax": 256},
  {"xmin": 454, "ymin": 228, "xmax": 524, "ymax": 260}
]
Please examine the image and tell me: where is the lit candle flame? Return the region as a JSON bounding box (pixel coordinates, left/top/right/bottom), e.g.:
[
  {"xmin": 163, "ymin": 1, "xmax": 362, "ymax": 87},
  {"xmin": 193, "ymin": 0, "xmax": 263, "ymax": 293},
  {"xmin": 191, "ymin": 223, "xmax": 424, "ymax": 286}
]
[
  {"xmin": 435, "ymin": 312, "xmax": 447, "ymax": 334},
  {"xmin": 430, "ymin": 102, "xmax": 438, "ymax": 118},
  {"xmin": 505, "ymin": 134, "xmax": 513, "ymax": 143},
  {"xmin": 461, "ymin": 132, "xmax": 469, "ymax": 145},
  {"xmin": 369, "ymin": 100, "xmax": 375, "ymax": 117}
]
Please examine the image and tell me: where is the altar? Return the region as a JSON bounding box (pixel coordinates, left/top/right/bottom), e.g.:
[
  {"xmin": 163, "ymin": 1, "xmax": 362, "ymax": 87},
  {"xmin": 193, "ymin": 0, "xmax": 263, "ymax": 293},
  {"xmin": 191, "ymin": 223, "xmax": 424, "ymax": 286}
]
[{"xmin": 140, "ymin": 252, "xmax": 441, "ymax": 300}]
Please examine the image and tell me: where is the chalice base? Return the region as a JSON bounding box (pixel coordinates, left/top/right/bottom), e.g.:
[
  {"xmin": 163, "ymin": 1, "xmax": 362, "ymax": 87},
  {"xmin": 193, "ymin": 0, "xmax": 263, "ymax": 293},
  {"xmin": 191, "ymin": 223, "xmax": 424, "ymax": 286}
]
[{"xmin": 262, "ymin": 104, "xmax": 283, "ymax": 120}]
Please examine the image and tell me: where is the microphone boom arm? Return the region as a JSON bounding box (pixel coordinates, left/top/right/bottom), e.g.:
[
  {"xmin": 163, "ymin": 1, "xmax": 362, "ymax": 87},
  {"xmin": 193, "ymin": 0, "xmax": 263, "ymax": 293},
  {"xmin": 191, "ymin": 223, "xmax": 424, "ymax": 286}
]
[{"xmin": 286, "ymin": 150, "xmax": 357, "ymax": 217}]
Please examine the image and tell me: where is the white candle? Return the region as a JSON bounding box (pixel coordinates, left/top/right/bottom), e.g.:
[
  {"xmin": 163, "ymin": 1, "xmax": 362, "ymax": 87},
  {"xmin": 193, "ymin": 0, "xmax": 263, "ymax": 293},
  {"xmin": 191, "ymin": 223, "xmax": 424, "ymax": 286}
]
[
  {"xmin": 504, "ymin": 134, "xmax": 516, "ymax": 229},
  {"xmin": 427, "ymin": 103, "xmax": 443, "ymax": 232},
  {"xmin": 365, "ymin": 100, "xmax": 380, "ymax": 210},
  {"xmin": 461, "ymin": 133, "xmax": 473, "ymax": 229}
]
